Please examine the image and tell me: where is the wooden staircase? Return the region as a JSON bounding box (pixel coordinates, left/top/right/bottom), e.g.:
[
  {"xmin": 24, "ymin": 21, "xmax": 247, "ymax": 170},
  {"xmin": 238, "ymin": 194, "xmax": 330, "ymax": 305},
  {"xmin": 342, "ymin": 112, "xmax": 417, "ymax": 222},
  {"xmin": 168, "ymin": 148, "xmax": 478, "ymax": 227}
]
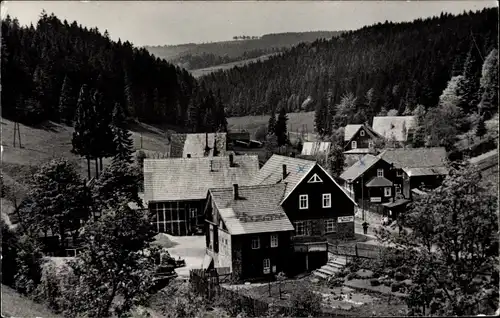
[{"xmin": 312, "ymin": 255, "xmax": 347, "ymax": 280}]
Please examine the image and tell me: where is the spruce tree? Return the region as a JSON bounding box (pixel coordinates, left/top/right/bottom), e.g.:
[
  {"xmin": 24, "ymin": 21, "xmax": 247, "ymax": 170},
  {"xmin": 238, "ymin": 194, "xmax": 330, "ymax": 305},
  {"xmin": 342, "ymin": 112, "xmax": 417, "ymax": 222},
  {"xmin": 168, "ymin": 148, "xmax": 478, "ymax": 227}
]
[
  {"xmin": 478, "ymin": 48, "xmax": 498, "ymax": 119},
  {"xmin": 459, "ymin": 44, "xmax": 482, "ymax": 114},
  {"xmin": 72, "ymin": 84, "xmax": 93, "ymax": 180},
  {"xmin": 314, "ymin": 98, "xmax": 327, "ymax": 136},
  {"xmin": 268, "ymin": 108, "xmax": 277, "ymax": 135},
  {"xmin": 275, "ymin": 107, "xmax": 288, "ymax": 147},
  {"xmin": 475, "ymin": 115, "xmax": 487, "ymax": 138},
  {"xmin": 59, "ymin": 75, "xmax": 75, "ymax": 125},
  {"xmin": 112, "ymin": 102, "xmax": 134, "ymax": 165}
]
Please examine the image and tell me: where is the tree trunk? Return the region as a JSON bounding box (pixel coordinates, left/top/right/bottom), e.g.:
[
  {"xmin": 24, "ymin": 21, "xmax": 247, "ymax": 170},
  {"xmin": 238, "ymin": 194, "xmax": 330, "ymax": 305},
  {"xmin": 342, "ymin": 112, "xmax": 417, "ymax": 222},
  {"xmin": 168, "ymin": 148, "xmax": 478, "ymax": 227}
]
[
  {"xmin": 87, "ymin": 157, "xmax": 91, "ymax": 180},
  {"xmin": 95, "ymin": 158, "xmax": 99, "ymax": 178},
  {"xmin": 99, "ymin": 157, "xmax": 103, "ymax": 171}
]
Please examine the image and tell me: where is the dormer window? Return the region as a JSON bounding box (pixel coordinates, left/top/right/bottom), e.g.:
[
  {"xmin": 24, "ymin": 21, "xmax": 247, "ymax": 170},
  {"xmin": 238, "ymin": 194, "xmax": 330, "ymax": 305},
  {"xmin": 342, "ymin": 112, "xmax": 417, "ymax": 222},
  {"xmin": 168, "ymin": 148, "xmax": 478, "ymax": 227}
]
[
  {"xmin": 377, "ymin": 169, "xmax": 384, "ymax": 177},
  {"xmin": 360, "ymin": 130, "xmax": 365, "ymax": 136}
]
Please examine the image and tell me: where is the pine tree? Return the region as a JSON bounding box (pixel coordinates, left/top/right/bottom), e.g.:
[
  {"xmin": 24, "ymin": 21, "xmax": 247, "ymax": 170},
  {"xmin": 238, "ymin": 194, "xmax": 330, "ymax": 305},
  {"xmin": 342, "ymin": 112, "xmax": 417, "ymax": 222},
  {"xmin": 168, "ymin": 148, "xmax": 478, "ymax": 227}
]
[
  {"xmin": 268, "ymin": 108, "xmax": 277, "ymax": 135},
  {"xmin": 478, "ymin": 48, "xmax": 498, "ymax": 119},
  {"xmin": 72, "ymin": 84, "xmax": 94, "ymax": 180},
  {"xmin": 475, "ymin": 115, "xmax": 487, "ymax": 138},
  {"xmin": 314, "ymin": 97, "xmax": 327, "ymax": 136},
  {"xmin": 59, "ymin": 75, "xmax": 75, "ymax": 124},
  {"xmin": 275, "ymin": 107, "xmax": 288, "ymax": 147},
  {"xmin": 112, "ymin": 102, "xmax": 134, "ymax": 165},
  {"xmin": 459, "ymin": 44, "xmax": 482, "ymax": 114},
  {"xmin": 214, "ymin": 90, "xmax": 228, "ymax": 132},
  {"xmin": 91, "ymin": 89, "xmax": 115, "ymax": 176},
  {"xmin": 123, "ymin": 72, "xmax": 135, "ymax": 119}
]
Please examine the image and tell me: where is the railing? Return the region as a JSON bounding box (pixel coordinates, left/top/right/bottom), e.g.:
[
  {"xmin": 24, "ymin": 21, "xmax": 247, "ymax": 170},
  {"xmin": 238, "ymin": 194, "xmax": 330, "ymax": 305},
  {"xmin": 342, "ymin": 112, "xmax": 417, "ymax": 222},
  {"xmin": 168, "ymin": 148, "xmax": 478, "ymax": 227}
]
[{"xmin": 327, "ymin": 242, "xmax": 382, "ymax": 260}]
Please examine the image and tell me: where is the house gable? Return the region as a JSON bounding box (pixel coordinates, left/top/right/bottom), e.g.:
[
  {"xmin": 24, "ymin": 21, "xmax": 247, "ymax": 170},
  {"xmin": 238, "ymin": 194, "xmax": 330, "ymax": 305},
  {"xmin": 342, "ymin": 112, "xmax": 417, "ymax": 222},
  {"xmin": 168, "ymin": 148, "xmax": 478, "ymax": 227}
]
[
  {"xmin": 307, "ymin": 173, "xmax": 323, "ymax": 183},
  {"xmin": 344, "ymin": 124, "xmax": 381, "ymax": 151}
]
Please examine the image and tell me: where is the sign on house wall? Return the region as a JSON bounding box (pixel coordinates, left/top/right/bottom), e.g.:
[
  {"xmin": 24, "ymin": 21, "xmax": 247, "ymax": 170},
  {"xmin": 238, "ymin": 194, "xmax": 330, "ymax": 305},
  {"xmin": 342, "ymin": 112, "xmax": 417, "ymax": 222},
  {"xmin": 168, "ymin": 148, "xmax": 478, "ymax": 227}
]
[
  {"xmin": 337, "ymin": 216, "xmax": 354, "ymax": 223},
  {"xmin": 370, "ymin": 197, "xmax": 382, "ymax": 203}
]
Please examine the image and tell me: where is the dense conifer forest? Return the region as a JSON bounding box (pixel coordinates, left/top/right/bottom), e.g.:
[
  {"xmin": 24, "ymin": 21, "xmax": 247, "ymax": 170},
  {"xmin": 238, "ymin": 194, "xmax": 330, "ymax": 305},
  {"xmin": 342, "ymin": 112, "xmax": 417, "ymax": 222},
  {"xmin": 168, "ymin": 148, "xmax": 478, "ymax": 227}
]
[
  {"xmin": 1, "ymin": 11, "xmax": 226, "ymax": 133},
  {"xmin": 200, "ymin": 8, "xmax": 498, "ymax": 119}
]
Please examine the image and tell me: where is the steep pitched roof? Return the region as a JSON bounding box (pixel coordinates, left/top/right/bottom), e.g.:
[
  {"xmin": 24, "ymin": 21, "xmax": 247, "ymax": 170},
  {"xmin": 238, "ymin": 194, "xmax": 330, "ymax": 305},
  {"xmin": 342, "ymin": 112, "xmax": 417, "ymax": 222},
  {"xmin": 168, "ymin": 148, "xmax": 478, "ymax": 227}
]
[
  {"xmin": 365, "ymin": 176, "xmax": 393, "ymax": 187},
  {"xmin": 209, "ymin": 184, "xmax": 294, "ymax": 235},
  {"xmin": 344, "ymin": 125, "xmax": 363, "ymax": 142},
  {"xmin": 168, "ymin": 133, "xmax": 227, "ymax": 158},
  {"xmin": 301, "ymin": 142, "xmax": 331, "ymax": 156},
  {"xmin": 251, "ymin": 154, "xmax": 316, "ymax": 197},
  {"xmin": 372, "ymin": 116, "xmax": 416, "ymax": 142},
  {"xmin": 143, "ymin": 155, "xmax": 259, "ymax": 203},
  {"xmin": 378, "ymin": 147, "xmax": 447, "ymax": 169},
  {"xmin": 340, "ymin": 154, "xmax": 381, "ymax": 182}
]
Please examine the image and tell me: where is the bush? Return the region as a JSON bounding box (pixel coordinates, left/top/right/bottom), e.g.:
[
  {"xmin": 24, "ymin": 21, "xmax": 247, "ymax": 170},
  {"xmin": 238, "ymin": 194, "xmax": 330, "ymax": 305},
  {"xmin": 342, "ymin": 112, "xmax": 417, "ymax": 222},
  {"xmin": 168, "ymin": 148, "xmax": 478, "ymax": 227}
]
[
  {"xmin": 391, "ymin": 282, "xmax": 404, "ymax": 292},
  {"xmin": 370, "ymin": 279, "xmax": 381, "ymax": 286},
  {"xmin": 346, "ymin": 273, "xmax": 358, "ymax": 281},
  {"xmin": 382, "ymin": 279, "xmax": 393, "ymax": 287},
  {"xmin": 36, "ymin": 263, "xmax": 64, "ymax": 313},
  {"xmin": 327, "ymin": 277, "xmax": 344, "ymax": 288},
  {"xmin": 394, "ymin": 271, "xmax": 405, "ymax": 281},
  {"xmin": 254, "ymin": 125, "xmax": 268, "ymax": 141},
  {"xmin": 289, "ymin": 283, "xmax": 322, "ymax": 317}
]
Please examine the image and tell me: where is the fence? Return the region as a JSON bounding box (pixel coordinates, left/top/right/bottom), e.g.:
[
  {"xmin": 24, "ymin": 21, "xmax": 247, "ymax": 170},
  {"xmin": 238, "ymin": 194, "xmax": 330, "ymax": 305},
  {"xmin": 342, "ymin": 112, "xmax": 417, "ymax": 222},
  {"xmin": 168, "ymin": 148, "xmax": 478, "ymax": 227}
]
[
  {"xmin": 327, "ymin": 242, "xmax": 383, "ymax": 260},
  {"xmin": 189, "ymin": 268, "xmax": 270, "ymax": 317}
]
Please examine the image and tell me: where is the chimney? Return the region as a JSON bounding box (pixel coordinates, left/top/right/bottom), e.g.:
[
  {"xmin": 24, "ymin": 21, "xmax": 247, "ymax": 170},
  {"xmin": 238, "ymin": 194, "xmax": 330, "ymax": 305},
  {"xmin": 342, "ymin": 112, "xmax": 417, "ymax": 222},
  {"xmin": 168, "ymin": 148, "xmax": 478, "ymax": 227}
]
[
  {"xmin": 205, "ymin": 132, "xmax": 209, "ymax": 150},
  {"xmin": 187, "ymin": 154, "xmax": 191, "ymax": 158},
  {"xmin": 282, "ymin": 164, "xmax": 287, "ymax": 180},
  {"xmin": 229, "ymin": 153, "xmax": 234, "ymax": 167},
  {"xmin": 233, "ymin": 184, "xmax": 239, "ymax": 200},
  {"xmin": 210, "ymin": 160, "xmax": 213, "ymax": 172}
]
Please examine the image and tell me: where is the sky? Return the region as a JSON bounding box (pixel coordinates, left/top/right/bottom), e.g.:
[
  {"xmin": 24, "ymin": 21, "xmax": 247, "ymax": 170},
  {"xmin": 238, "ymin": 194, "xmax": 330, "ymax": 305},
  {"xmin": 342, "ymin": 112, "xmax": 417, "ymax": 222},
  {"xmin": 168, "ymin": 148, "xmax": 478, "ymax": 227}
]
[{"xmin": 1, "ymin": 1, "xmax": 497, "ymax": 47}]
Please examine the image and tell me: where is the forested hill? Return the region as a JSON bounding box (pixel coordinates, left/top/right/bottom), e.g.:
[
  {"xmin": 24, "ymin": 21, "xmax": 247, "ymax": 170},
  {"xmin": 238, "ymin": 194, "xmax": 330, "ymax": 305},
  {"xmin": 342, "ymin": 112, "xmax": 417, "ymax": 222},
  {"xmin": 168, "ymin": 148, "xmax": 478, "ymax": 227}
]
[
  {"xmin": 200, "ymin": 8, "xmax": 498, "ymax": 118},
  {"xmin": 145, "ymin": 31, "xmax": 341, "ymax": 70},
  {"xmin": 1, "ymin": 12, "xmax": 225, "ymax": 133}
]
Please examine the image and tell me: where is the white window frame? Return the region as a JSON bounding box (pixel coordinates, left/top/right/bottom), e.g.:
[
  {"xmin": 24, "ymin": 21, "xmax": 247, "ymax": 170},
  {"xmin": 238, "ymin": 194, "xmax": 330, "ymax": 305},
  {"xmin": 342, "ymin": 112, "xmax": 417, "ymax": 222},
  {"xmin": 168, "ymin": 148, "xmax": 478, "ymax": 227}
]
[
  {"xmin": 384, "ymin": 187, "xmax": 392, "ymax": 197},
  {"xmin": 299, "ymin": 194, "xmax": 308, "ymax": 209},
  {"xmin": 251, "ymin": 236, "xmax": 260, "ymax": 249},
  {"xmin": 368, "ymin": 141, "xmax": 374, "ymax": 148},
  {"xmin": 294, "ymin": 221, "xmax": 307, "ymax": 236},
  {"xmin": 270, "ymin": 234, "xmax": 278, "ymax": 248},
  {"xmin": 351, "ymin": 141, "xmax": 357, "ymax": 149},
  {"xmin": 360, "ymin": 130, "xmax": 365, "ymax": 136},
  {"xmin": 377, "ymin": 169, "xmax": 384, "ymax": 177},
  {"xmin": 395, "ymin": 184, "xmax": 402, "ymax": 194},
  {"xmin": 308, "ymin": 174, "xmax": 323, "ymax": 183},
  {"xmin": 322, "ymin": 193, "xmax": 332, "ymax": 208},
  {"xmin": 325, "ymin": 219, "xmax": 337, "ymax": 233},
  {"xmin": 263, "ymin": 258, "xmax": 271, "ymax": 273}
]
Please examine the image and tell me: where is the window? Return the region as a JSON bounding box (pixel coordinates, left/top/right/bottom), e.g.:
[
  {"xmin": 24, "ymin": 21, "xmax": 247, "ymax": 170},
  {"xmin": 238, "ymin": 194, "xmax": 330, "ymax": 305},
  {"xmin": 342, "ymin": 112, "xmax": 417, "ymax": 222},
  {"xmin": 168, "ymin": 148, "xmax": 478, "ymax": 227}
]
[
  {"xmin": 263, "ymin": 258, "xmax": 271, "ymax": 274},
  {"xmin": 153, "ymin": 202, "xmax": 189, "ymax": 236},
  {"xmin": 299, "ymin": 195, "xmax": 308, "ymax": 209},
  {"xmin": 325, "ymin": 219, "xmax": 337, "ymax": 233},
  {"xmin": 377, "ymin": 169, "xmax": 384, "ymax": 177},
  {"xmin": 294, "ymin": 221, "xmax": 307, "ymax": 236},
  {"xmin": 351, "ymin": 141, "xmax": 357, "ymax": 149},
  {"xmin": 270, "ymin": 234, "xmax": 278, "ymax": 248},
  {"xmin": 251, "ymin": 236, "xmax": 260, "ymax": 249},
  {"xmin": 396, "ymin": 170, "xmax": 403, "ymax": 177},
  {"xmin": 308, "ymin": 174, "xmax": 323, "ymax": 183},
  {"xmin": 368, "ymin": 141, "xmax": 374, "ymax": 148},
  {"xmin": 322, "ymin": 193, "xmax": 332, "ymax": 208},
  {"xmin": 395, "ymin": 184, "xmax": 402, "ymax": 194},
  {"xmin": 360, "ymin": 130, "xmax": 365, "ymax": 136},
  {"xmin": 190, "ymin": 208, "xmax": 197, "ymax": 218},
  {"xmin": 384, "ymin": 187, "xmax": 392, "ymax": 197}
]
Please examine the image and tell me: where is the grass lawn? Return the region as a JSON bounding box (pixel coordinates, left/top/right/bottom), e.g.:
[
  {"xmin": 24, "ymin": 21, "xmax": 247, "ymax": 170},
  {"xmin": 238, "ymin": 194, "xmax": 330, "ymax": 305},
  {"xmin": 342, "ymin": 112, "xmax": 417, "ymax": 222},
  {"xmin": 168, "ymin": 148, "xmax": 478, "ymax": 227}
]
[{"xmin": 1, "ymin": 285, "xmax": 61, "ymax": 318}]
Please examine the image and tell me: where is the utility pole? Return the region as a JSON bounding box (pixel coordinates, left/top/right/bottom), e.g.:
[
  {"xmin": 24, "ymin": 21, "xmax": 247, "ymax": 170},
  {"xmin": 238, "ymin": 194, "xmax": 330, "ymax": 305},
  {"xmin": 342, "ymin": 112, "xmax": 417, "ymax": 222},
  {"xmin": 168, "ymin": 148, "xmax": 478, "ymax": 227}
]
[{"xmin": 13, "ymin": 121, "xmax": 22, "ymax": 148}]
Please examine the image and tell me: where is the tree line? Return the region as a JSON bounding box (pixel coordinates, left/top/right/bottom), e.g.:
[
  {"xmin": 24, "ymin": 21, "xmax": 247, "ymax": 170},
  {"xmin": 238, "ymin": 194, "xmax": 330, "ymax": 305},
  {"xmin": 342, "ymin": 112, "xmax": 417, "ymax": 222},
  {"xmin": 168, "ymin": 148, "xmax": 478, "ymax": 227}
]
[
  {"xmin": 1, "ymin": 11, "xmax": 227, "ymax": 133},
  {"xmin": 200, "ymin": 9, "xmax": 497, "ymax": 120}
]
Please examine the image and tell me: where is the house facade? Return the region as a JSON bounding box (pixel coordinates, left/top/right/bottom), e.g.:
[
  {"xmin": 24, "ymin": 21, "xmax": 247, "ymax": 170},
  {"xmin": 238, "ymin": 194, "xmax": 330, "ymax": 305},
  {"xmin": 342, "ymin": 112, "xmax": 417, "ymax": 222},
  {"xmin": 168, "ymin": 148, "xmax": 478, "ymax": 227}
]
[
  {"xmin": 344, "ymin": 123, "xmax": 382, "ymax": 152},
  {"xmin": 204, "ymin": 154, "xmax": 357, "ymax": 281},
  {"xmin": 143, "ymin": 154, "xmax": 259, "ymax": 235}
]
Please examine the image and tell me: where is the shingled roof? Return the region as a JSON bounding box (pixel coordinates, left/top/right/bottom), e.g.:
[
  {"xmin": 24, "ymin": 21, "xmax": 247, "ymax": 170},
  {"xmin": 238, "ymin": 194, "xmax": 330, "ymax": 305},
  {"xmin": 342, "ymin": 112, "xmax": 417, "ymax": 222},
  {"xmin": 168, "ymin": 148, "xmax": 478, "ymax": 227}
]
[
  {"xmin": 344, "ymin": 123, "xmax": 382, "ymax": 142},
  {"xmin": 143, "ymin": 155, "xmax": 259, "ymax": 203},
  {"xmin": 209, "ymin": 184, "xmax": 294, "ymax": 235},
  {"xmin": 251, "ymin": 154, "xmax": 316, "ymax": 197},
  {"xmin": 372, "ymin": 116, "xmax": 416, "ymax": 142},
  {"xmin": 340, "ymin": 154, "xmax": 381, "ymax": 182},
  {"xmin": 168, "ymin": 133, "xmax": 227, "ymax": 158},
  {"xmin": 378, "ymin": 147, "xmax": 447, "ymax": 169}
]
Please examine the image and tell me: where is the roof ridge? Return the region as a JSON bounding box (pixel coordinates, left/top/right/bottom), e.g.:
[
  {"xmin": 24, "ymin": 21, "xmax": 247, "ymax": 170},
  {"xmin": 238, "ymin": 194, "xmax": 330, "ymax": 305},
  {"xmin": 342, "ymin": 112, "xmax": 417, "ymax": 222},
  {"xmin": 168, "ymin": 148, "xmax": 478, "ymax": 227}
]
[{"xmin": 210, "ymin": 183, "xmax": 284, "ymax": 192}]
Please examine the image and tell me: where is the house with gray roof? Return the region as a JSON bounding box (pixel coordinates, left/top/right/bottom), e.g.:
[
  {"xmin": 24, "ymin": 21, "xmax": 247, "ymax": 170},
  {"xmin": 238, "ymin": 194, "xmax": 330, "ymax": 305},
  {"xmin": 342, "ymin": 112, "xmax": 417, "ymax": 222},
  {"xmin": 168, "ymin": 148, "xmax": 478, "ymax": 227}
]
[
  {"xmin": 469, "ymin": 149, "xmax": 498, "ymax": 194},
  {"xmin": 372, "ymin": 116, "xmax": 416, "ymax": 144},
  {"xmin": 168, "ymin": 132, "xmax": 227, "ymax": 158},
  {"xmin": 143, "ymin": 154, "xmax": 259, "ymax": 235},
  {"xmin": 378, "ymin": 147, "xmax": 448, "ymax": 199},
  {"xmin": 203, "ymin": 154, "xmax": 357, "ymax": 279},
  {"xmin": 344, "ymin": 123, "xmax": 382, "ymax": 151}
]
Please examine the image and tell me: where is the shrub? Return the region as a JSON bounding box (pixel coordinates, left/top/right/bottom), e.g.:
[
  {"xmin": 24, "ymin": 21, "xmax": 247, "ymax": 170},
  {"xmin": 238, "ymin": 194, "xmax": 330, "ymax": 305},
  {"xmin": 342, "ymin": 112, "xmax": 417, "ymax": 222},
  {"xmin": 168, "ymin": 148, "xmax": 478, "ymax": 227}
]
[
  {"xmin": 394, "ymin": 271, "xmax": 405, "ymax": 281},
  {"xmin": 372, "ymin": 271, "xmax": 381, "ymax": 279},
  {"xmin": 255, "ymin": 125, "xmax": 268, "ymax": 141},
  {"xmin": 391, "ymin": 282, "xmax": 404, "ymax": 292},
  {"xmin": 327, "ymin": 277, "xmax": 344, "ymax": 288},
  {"xmin": 370, "ymin": 279, "xmax": 381, "ymax": 286},
  {"xmin": 346, "ymin": 273, "xmax": 358, "ymax": 281},
  {"xmin": 36, "ymin": 263, "xmax": 64, "ymax": 313},
  {"xmin": 289, "ymin": 283, "xmax": 322, "ymax": 317},
  {"xmin": 382, "ymin": 279, "xmax": 392, "ymax": 287}
]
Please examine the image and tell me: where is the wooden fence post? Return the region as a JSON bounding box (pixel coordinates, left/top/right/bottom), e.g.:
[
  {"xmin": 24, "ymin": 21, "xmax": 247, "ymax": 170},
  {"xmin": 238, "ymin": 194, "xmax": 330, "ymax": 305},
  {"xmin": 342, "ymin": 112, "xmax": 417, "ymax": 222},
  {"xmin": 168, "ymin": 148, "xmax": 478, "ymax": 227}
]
[{"xmin": 355, "ymin": 244, "xmax": 359, "ymax": 258}]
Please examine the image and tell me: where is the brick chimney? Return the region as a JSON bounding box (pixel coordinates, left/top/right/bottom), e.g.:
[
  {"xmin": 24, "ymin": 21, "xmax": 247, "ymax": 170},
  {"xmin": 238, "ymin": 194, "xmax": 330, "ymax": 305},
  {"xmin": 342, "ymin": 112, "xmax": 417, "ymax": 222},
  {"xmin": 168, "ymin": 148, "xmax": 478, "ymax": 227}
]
[
  {"xmin": 282, "ymin": 164, "xmax": 287, "ymax": 180},
  {"xmin": 229, "ymin": 153, "xmax": 234, "ymax": 167},
  {"xmin": 187, "ymin": 154, "xmax": 191, "ymax": 158},
  {"xmin": 233, "ymin": 184, "xmax": 239, "ymax": 200}
]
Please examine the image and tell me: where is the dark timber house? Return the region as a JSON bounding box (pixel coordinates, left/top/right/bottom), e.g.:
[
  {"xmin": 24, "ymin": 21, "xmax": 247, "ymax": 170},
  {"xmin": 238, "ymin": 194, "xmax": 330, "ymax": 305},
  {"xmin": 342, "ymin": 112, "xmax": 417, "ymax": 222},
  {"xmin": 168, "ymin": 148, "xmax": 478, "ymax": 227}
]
[
  {"xmin": 248, "ymin": 155, "xmax": 357, "ymax": 277},
  {"xmin": 143, "ymin": 154, "xmax": 259, "ymax": 235}
]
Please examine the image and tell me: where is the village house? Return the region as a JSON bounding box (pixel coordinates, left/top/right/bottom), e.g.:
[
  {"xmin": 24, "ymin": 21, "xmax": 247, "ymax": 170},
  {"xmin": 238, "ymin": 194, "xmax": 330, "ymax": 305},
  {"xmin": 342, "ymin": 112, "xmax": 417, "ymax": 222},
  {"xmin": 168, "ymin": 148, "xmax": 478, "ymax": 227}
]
[
  {"xmin": 204, "ymin": 184, "xmax": 295, "ymax": 281},
  {"xmin": 168, "ymin": 132, "xmax": 227, "ymax": 158},
  {"xmin": 204, "ymin": 154, "xmax": 357, "ymax": 280},
  {"xmin": 143, "ymin": 154, "xmax": 259, "ymax": 235},
  {"xmin": 343, "ymin": 123, "xmax": 382, "ymax": 166},
  {"xmin": 339, "ymin": 154, "xmax": 397, "ymax": 208},
  {"xmin": 300, "ymin": 141, "xmax": 331, "ymax": 159},
  {"xmin": 371, "ymin": 116, "xmax": 416, "ymax": 146},
  {"xmin": 378, "ymin": 147, "xmax": 448, "ymax": 199}
]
